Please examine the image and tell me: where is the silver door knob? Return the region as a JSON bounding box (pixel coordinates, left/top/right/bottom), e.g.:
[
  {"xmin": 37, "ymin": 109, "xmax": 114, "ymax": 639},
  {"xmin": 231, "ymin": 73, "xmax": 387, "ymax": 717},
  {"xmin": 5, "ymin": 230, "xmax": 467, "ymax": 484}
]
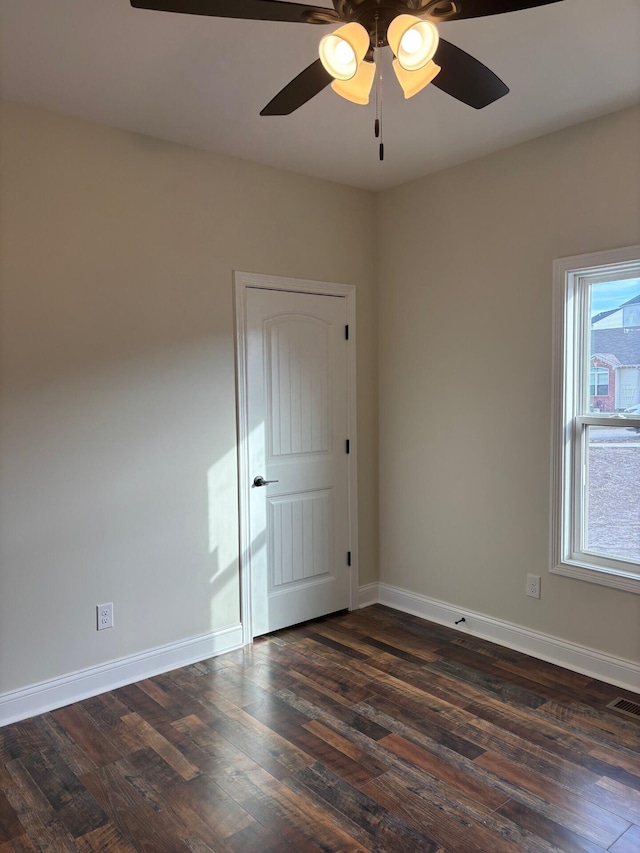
[{"xmin": 253, "ymin": 476, "xmax": 279, "ymax": 487}]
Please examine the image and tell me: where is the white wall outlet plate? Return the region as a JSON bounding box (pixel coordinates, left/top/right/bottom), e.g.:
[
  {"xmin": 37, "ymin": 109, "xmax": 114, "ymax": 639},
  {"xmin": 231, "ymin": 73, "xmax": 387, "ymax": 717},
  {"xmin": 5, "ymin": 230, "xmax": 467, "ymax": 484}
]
[
  {"xmin": 97, "ymin": 602, "xmax": 114, "ymax": 630},
  {"xmin": 526, "ymin": 574, "xmax": 541, "ymax": 599}
]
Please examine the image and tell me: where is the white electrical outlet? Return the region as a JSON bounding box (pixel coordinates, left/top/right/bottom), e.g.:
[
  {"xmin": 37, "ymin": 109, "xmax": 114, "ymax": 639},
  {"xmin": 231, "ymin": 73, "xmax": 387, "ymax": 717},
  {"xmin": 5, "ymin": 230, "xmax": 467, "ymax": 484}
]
[
  {"xmin": 97, "ymin": 602, "xmax": 114, "ymax": 630},
  {"xmin": 526, "ymin": 575, "xmax": 541, "ymax": 599}
]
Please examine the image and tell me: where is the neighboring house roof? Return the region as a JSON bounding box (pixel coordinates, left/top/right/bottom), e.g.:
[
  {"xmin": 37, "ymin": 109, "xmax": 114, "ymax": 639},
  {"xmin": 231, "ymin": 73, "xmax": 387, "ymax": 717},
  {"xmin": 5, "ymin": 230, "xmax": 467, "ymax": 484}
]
[
  {"xmin": 592, "ymin": 353, "xmax": 622, "ymax": 368},
  {"xmin": 592, "ymin": 309, "xmax": 618, "ymax": 325},
  {"xmin": 592, "ymin": 327, "xmax": 640, "ymax": 367},
  {"xmin": 621, "ymin": 293, "xmax": 640, "ymax": 307}
]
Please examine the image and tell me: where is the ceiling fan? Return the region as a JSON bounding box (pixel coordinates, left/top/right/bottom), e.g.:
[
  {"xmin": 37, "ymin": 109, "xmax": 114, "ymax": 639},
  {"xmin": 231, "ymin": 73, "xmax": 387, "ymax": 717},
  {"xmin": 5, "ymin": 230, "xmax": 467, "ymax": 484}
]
[{"xmin": 130, "ymin": 0, "xmax": 562, "ymax": 115}]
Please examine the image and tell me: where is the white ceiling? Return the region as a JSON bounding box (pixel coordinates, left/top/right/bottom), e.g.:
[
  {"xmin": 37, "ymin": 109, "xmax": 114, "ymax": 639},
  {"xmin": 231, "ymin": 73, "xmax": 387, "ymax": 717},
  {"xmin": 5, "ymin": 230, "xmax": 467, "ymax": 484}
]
[{"xmin": 1, "ymin": 0, "xmax": 639, "ymax": 191}]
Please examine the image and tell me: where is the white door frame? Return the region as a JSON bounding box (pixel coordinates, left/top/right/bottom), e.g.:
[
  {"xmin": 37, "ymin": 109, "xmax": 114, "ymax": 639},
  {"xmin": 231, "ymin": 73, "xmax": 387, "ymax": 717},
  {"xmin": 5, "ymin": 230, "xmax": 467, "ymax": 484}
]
[{"xmin": 234, "ymin": 271, "xmax": 359, "ymax": 646}]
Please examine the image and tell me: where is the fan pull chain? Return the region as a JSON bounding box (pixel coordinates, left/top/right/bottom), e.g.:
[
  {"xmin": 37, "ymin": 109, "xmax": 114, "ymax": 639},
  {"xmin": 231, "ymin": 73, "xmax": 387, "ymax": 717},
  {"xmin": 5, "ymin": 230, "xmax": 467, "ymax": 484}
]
[
  {"xmin": 376, "ymin": 51, "xmax": 384, "ymax": 162},
  {"xmin": 374, "ymin": 17, "xmax": 379, "ymax": 138},
  {"xmin": 378, "ymin": 50, "xmax": 384, "ymax": 161},
  {"xmin": 374, "ymin": 15, "xmax": 383, "ymax": 161}
]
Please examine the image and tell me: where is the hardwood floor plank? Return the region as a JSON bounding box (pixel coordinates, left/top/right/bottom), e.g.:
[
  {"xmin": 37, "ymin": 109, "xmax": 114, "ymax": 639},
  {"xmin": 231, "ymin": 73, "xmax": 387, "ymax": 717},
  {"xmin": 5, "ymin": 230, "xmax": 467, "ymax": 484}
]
[
  {"xmin": 51, "ymin": 706, "xmax": 124, "ymax": 768},
  {"xmin": 360, "ymin": 772, "xmax": 556, "ymax": 853},
  {"xmin": 462, "ymin": 692, "xmax": 605, "ymax": 754},
  {"xmin": 208, "ymin": 698, "xmax": 312, "ymax": 779},
  {"xmin": 429, "ymin": 655, "xmax": 550, "ymax": 709},
  {"xmin": 235, "ymin": 660, "xmax": 393, "ymax": 741},
  {"xmin": 587, "ymin": 744, "xmax": 640, "ymax": 791},
  {"xmin": 19, "ymin": 748, "xmax": 108, "ymax": 839},
  {"xmin": 167, "ymin": 774, "xmax": 254, "ymax": 842},
  {"xmin": 328, "ymin": 623, "xmax": 442, "ymax": 662},
  {"xmin": 34, "ymin": 715, "xmax": 97, "ymax": 778},
  {"xmin": 457, "ymin": 717, "xmax": 603, "ymax": 790},
  {"xmin": 537, "ymin": 700, "xmax": 640, "ymax": 751},
  {"xmin": 495, "ymin": 798, "xmax": 609, "ymax": 853},
  {"xmin": 0, "ymin": 721, "xmax": 49, "ymax": 764},
  {"xmin": 199, "ymin": 762, "xmax": 328, "ymax": 852},
  {"xmin": 181, "ymin": 834, "xmax": 221, "ymax": 853},
  {"xmin": 492, "ymin": 655, "xmax": 592, "ymax": 691},
  {"xmin": 593, "ymin": 776, "xmax": 640, "ymax": 823},
  {"xmin": 243, "ymin": 693, "xmax": 379, "ymax": 785},
  {"xmin": 74, "ymin": 822, "xmax": 138, "ymax": 853},
  {"xmin": 357, "ymin": 669, "xmax": 472, "ymax": 728},
  {"xmin": 0, "ymin": 836, "xmax": 38, "ymax": 853},
  {"xmin": 80, "ymin": 763, "xmax": 187, "ymax": 853},
  {"xmin": 118, "ymin": 713, "xmax": 200, "ymax": 781},
  {"xmin": 363, "ymin": 690, "xmax": 484, "ymax": 759},
  {"xmin": 303, "ymin": 633, "xmax": 372, "ymax": 661},
  {"xmin": 223, "ymin": 819, "xmax": 298, "ymax": 853},
  {"xmin": 112, "ymin": 685, "xmax": 177, "ymax": 734},
  {"xmin": 302, "ymin": 720, "xmax": 388, "ymax": 780},
  {"xmin": 290, "ymin": 762, "xmax": 441, "ymax": 852},
  {"xmin": 252, "ymin": 642, "xmax": 374, "ymax": 701},
  {"xmin": 216, "ymin": 762, "xmax": 371, "ymax": 853},
  {"xmin": 461, "ymin": 703, "xmax": 640, "ymax": 791},
  {"xmin": 379, "ymin": 732, "xmax": 508, "ymax": 810},
  {"xmin": 0, "ymin": 791, "xmax": 23, "ymax": 844},
  {"xmin": 475, "ymin": 750, "xmax": 631, "ymax": 847},
  {"xmin": 609, "ymin": 824, "xmax": 640, "ymax": 853},
  {"xmin": 2, "ymin": 759, "xmax": 82, "ymax": 852},
  {"xmin": 138, "ymin": 675, "xmax": 214, "ymax": 720},
  {"xmin": 170, "ymin": 713, "xmax": 290, "ymax": 779},
  {"xmin": 284, "ymin": 772, "xmax": 385, "ymax": 852}
]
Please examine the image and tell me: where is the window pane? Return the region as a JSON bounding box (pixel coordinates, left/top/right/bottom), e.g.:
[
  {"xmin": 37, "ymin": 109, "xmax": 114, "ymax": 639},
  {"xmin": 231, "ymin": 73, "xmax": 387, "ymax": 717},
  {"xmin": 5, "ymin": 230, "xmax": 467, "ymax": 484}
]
[
  {"xmin": 590, "ymin": 279, "xmax": 640, "ymax": 413},
  {"xmin": 589, "ymin": 368, "xmax": 609, "ymax": 400},
  {"xmin": 585, "ymin": 425, "xmax": 640, "ymax": 563}
]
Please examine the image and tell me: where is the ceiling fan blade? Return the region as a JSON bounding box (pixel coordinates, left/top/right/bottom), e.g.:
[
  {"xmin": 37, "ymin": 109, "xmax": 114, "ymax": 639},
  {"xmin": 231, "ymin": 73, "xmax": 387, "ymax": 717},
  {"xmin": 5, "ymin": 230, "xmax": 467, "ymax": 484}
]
[
  {"xmin": 444, "ymin": 0, "xmax": 563, "ymax": 20},
  {"xmin": 261, "ymin": 59, "xmax": 332, "ymax": 115},
  {"xmin": 431, "ymin": 38, "xmax": 508, "ymax": 108},
  {"xmin": 130, "ymin": 0, "xmax": 339, "ymax": 24}
]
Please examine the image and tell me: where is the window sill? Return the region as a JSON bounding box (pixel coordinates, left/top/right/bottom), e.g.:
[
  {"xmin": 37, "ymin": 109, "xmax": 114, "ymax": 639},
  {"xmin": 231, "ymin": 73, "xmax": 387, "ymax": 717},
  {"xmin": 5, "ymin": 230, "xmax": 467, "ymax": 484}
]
[{"xmin": 552, "ymin": 558, "xmax": 640, "ymax": 594}]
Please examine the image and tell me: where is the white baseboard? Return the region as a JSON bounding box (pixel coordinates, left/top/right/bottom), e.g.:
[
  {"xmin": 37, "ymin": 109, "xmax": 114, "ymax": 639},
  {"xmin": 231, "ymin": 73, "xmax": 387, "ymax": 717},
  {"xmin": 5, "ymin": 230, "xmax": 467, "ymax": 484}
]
[
  {"xmin": 358, "ymin": 583, "xmax": 380, "ymax": 609},
  {"xmin": 0, "ymin": 623, "xmax": 244, "ymax": 728},
  {"xmin": 4, "ymin": 585, "xmax": 638, "ymax": 728},
  {"xmin": 362, "ymin": 582, "xmax": 640, "ymax": 694}
]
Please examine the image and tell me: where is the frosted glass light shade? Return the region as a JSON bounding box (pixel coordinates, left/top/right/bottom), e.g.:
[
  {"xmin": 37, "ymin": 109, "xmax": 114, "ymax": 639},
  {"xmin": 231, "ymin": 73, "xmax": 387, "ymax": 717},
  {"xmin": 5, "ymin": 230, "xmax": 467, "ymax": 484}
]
[
  {"xmin": 319, "ymin": 22, "xmax": 370, "ymax": 81},
  {"xmin": 392, "ymin": 58, "xmax": 441, "ymax": 99},
  {"xmin": 331, "ymin": 60, "xmax": 376, "ymax": 105},
  {"xmin": 387, "ymin": 15, "xmax": 439, "ymax": 72}
]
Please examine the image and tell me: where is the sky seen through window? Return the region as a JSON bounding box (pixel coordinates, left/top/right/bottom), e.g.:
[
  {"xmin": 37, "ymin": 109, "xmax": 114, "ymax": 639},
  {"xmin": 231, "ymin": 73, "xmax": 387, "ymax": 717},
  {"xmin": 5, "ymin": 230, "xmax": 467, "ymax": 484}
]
[{"xmin": 591, "ymin": 278, "xmax": 640, "ymax": 316}]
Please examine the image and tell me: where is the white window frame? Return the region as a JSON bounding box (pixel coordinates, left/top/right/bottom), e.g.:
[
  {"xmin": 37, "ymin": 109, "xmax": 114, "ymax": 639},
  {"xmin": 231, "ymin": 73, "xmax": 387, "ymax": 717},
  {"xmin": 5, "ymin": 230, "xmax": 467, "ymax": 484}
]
[{"xmin": 551, "ymin": 245, "xmax": 640, "ymax": 594}]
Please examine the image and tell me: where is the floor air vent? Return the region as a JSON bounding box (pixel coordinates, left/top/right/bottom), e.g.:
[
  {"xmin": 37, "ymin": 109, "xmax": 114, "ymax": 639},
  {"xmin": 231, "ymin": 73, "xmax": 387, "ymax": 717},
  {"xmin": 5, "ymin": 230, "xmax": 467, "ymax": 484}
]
[{"xmin": 606, "ymin": 697, "xmax": 640, "ymax": 720}]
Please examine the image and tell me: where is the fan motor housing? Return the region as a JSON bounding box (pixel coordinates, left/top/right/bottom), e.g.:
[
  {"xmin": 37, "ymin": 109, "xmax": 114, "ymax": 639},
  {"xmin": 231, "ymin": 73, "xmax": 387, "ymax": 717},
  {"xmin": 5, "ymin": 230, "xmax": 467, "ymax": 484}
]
[{"xmin": 306, "ymin": 0, "xmax": 460, "ymax": 48}]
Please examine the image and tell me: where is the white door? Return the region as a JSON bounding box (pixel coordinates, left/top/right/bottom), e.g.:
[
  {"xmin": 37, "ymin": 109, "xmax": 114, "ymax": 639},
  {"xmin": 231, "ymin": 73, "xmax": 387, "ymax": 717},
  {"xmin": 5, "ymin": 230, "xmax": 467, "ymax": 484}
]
[{"xmin": 245, "ymin": 286, "xmax": 351, "ymax": 636}]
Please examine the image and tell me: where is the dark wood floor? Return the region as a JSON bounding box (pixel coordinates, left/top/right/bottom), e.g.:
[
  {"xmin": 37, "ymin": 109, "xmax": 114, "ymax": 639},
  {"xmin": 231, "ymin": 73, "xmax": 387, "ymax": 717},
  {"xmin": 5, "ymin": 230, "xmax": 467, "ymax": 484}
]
[{"xmin": 1, "ymin": 606, "xmax": 639, "ymax": 853}]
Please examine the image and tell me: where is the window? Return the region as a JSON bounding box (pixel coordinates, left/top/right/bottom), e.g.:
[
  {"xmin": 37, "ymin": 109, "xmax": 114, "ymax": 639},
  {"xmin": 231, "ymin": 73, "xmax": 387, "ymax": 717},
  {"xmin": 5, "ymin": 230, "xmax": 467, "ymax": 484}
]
[
  {"xmin": 589, "ymin": 367, "xmax": 609, "ymax": 398},
  {"xmin": 623, "ymin": 304, "xmax": 640, "ymax": 328},
  {"xmin": 552, "ymin": 246, "xmax": 640, "ymax": 593}
]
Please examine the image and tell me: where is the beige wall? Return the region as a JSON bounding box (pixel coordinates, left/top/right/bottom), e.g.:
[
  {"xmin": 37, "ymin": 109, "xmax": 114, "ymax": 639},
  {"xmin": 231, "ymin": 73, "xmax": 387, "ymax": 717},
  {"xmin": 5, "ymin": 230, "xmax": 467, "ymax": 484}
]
[
  {"xmin": 0, "ymin": 101, "xmax": 378, "ymax": 694},
  {"xmin": 377, "ymin": 106, "xmax": 640, "ymax": 662},
  {"xmin": 2, "ymin": 98, "xmax": 639, "ymax": 700}
]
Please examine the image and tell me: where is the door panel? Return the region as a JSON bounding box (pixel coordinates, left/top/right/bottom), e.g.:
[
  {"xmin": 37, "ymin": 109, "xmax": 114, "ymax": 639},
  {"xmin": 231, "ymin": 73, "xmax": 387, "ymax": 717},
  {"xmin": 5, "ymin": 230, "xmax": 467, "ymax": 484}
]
[
  {"xmin": 268, "ymin": 490, "xmax": 331, "ymax": 588},
  {"xmin": 267, "ymin": 317, "xmax": 331, "ymax": 457},
  {"xmin": 246, "ymin": 288, "xmax": 349, "ymax": 636}
]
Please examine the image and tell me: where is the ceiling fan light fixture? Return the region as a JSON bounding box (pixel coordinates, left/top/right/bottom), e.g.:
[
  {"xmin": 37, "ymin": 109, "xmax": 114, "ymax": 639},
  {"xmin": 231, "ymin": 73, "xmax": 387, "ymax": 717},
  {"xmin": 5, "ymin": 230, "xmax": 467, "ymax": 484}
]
[
  {"xmin": 387, "ymin": 15, "xmax": 439, "ymax": 72},
  {"xmin": 331, "ymin": 60, "xmax": 376, "ymax": 105},
  {"xmin": 319, "ymin": 22, "xmax": 370, "ymax": 81},
  {"xmin": 392, "ymin": 58, "xmax": 441, "ymax": 99}
]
